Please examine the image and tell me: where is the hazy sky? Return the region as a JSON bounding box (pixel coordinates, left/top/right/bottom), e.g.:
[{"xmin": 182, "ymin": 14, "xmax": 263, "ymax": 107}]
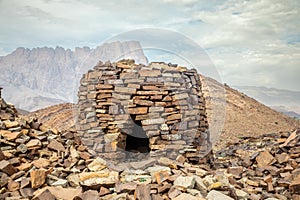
[{"xmin": 0, "ymin": 0, "xmax": 299, "ymax": 91}]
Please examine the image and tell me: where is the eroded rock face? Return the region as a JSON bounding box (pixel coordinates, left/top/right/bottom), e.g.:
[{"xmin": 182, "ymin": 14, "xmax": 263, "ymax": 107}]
[
  {"xmin": 0, "ymin": 41, "xmax": 148, "ymax": 111},
  {"xmin": 77, "ymin": 59, "xmax": 210, "ymax": 163}
]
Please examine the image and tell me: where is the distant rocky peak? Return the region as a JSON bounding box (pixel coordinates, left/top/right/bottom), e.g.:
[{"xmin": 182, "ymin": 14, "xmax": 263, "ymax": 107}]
[{"xmin": 0, "ymin": 41, "xmax": 147, "ymax": 111}]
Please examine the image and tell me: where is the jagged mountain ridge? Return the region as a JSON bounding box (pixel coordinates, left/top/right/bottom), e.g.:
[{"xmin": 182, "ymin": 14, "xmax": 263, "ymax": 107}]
[{"xmin": 0, "ymin": 41, "xmax": 147, "ymax": 111}]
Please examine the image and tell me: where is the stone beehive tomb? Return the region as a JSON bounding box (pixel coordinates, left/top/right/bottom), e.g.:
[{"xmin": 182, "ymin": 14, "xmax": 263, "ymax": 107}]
[{"xmin": 77, "ymin": 59, "xmax": 210, "ymax": 163}]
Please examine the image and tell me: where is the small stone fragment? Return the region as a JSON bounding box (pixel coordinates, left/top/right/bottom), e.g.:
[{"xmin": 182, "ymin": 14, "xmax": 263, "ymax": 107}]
[
  {"xmin": 173, "ymin": 193, "xmax": 203, "ymax": 200},
  {"xmin": 174, "ymin": 176, "xmax": 195, "ymax": 190},
  {"xmin": 32, "ymin": 189, "xmax": 55, "ymax": 200},
  {"xmin": 76, "ymin": 190, "xmax": 99, "ymax": 200},
  {"xmin": 26, "ymin": 139, "xmax": 42, "ymax": 149},
  {"xmin": 47, "ymin": 140, "xmax": 66, "ymax": 152},
  {"xmin": 134, "ymin": 184, "xmax": 151, "ymax": 200},
  {"xmin": 290, "ymin": 177, "xmax": 300, "ymax": 194},
  {"xmin": 30, "ymin": 169, "xmax": 46, "ymax": 188},
  {"xmin": 207, "ymin": 190, "xmax": 234, "ymax": 200},
  {"xmin": 0, "ymin": 160, "xmax": 17, "ymax": 175},
  {"xmin": 87, "ymin": 157, "xmax": 107, "ymax": 171},
  {"xmin": 256, "ymin": 151, "xmax": 275, "ymax": 168}
]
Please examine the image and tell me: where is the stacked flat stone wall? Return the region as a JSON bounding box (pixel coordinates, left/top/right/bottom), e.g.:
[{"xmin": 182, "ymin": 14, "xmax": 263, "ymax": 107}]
[{"xmin": 77, "ymin": 59, "xmax": 210, "ymax": 163}]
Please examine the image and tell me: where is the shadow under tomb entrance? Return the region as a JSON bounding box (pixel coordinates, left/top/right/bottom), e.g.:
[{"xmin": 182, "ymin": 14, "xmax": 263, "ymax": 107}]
[{"xmin": 125, "ymin": 116, "xmax": 150, "ymax": 154}]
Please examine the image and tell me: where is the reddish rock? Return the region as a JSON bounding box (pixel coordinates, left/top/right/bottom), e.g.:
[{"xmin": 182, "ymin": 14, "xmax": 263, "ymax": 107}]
[
  {"xmin": 8, "ymin": 180, "xmax": 20, "ymax": 192},
  {"xmin": 99, "ymin": 186, "xmax": 111, "ymax": 196},
  {"xmin": 227, "ymin": 166, "xmax": 244, "ymax": 178},
  {"xmin": 0, "ymin": 150, "xmax": 5, "ymax": 161},
  {"xmin": 256, "ymin": 151, "xmax": 275, "ymax": 168},
  {"xmin": 32, "ymin": 189, "xmax": 55, "ymax": 200},
  {"xmin": 0, "ymin": 160, "xmax": 17, "ymax": 175},
  {"xmin": 75, "ymin": 190, "xmax": 99, "ymax": 200},
  {"xmin": 290, "ymin": 177, "xmax": 300, "ymax": 194},
  {"xmin": 47, "ymin": 140, "xmax": 66, "ymax": 152},
  {"xmin": 30, "ymin": 169, "xmax": 46, "ymax": 188}
]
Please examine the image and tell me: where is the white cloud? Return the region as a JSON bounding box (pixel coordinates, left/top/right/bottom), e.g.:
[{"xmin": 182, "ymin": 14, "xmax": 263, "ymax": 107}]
[
  {"xmin": 189, "ymin": 0, "xmax": 300, "ymax": 91},
  {"xmin": 163, "ymin": 0, "xmax": 198, "ymax": 5},
  {"xmin": 0, "ymin": 0, "xmax": 299, "ymax": 91}
]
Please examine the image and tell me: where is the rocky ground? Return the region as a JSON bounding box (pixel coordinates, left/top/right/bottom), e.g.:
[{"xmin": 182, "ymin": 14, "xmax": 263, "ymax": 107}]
[{"xmin": 0, "ymin": 97, "xmax": 300, "ymax": 200}]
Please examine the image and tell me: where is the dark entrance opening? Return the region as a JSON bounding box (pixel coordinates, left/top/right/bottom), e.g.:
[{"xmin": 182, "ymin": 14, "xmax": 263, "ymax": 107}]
[{"xmin": 125, "ymin": 115, "xmax": 150, "ymax": 153}]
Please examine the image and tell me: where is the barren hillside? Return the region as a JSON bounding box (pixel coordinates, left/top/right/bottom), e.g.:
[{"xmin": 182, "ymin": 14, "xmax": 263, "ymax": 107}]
[
  {"xmin": 28, "ymin": 76, "xmax": 300, "ymax": 150},
  {"xmin": 201, "ymin": 76, "xmax": 300, "ymax": 149}
]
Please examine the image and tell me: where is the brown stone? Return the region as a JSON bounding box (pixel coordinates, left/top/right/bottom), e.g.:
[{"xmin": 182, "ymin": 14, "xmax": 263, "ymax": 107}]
[
  {"xmin": 0, "ymin": 150, "xmax": 5, "ymax": 161},
  {"xmin": 33, "ymin": 158, "xmax": 50, "ymax": 168},
  {"xmin": 17, "ymin": 162, "xmax": 32, "ymax": 171},
  {"xmin": 33, "ymin": 186, "xmax": 82, "ymax": 200},
  {"xmin": 135, "ymin": 184, "xmax": 151, "ymax": 200},
  {"xmin": 115, "ymin": 86, "xmax": 136, "ymax": 94},
  {"xmin": 139, "ymin": 70, "xmax": 161, "ymax": 77},
  {"xmin": 290, "ymin": 177, "xmax": 300, "ymax": 194},
  {"xmin": 173, "ymin": 193, "xmax": 203, "ymax": 200},
  {"xmin": 137, "ymin": 90, "xmax": 168, "ymax": 95},
  {"xmin": 99, "ymin": 186, "xmax": 111, "ymax": 196},
  {"xmin": 157, "ymin": 183, "xmax": 172, "ymax": 193},
  {"xmin": 26, "ymin": 139, "xmax": 42, "ymax": 149},
  {"xmin": 173, "ymin": 93, "xmax": 189, "ymax": 100},
  {"xmin": 32, "ymin": 189, "xmax": 55, "ymax": 200},
  {"xmin": 116, "ymin": 182, "xmax": 137, "ymax": 193},
  {"xmin": 76, "ymin": 190, "xmax": 99, "ymax": 200},
  {"xmin": 158, "ymin": 157, "xmax": 177, "ymax": 169},
  {"xmin": 0, "ymin": 160, "xmax": 17, "ymax": 175},
  {"xmin": 11, "ymin": 171, "xmax": 25, "ymax": 180},
  {"xmin": 227, "ymin": 166, "xmax": 244, "ymax": 178},
  {"xmin": 47, "ymin": 140, "xmax": 66, "ymax": 152},
  {"xmin": 79, "ymin": 152, "xmax": 91, "ymax": 160},
  {"xmin": 96, "ymin": 84, "xmax": 113, "ymax": 89},
  {"xmin": 142, "ymin": 118, "xmax": 165, "ymax": 125},
  {"xmin": 21, "ymin": 178, "xmax": 31, "ymax": 189},
  {"xmin": 128, "ymin": 107, "xmax": 148, "ymax": 114},
  {"xmin": 30, "ymin": 169, "xmax": 46, "ymax": 188},
  {"xmin": 0, "ymin": 130, "xmax": 21, "ymax": 140},
  {"xmin": 152, "ymin": 194, "xmax": 165, "ymax": 200},
  {"xmin": 134, "ymin": 99, "xmax": 154, "ymax": 106},
  {"xmin": 20, "ymin": 188, "xmax": 34, "ymax": 198},
  {"xmin": 280, "ymin": 130, "xmax": 297, "ymax": 147},
  {"xmin": 276, "ymin": 153, "xmax": 290, "ymax": 164},
  {"xmin": 166, "ymin": 114, "xmax": 182, "ymax": 121},
  {"xmin": 7, "ymin": 180, "xmax": 19, "ymax": 192},
  {"xmin": 168, "ymin": 186, "xmax": 182, "ymax": 199},
  {"xmin": 292, "ymin": 195, "xmax": 300, "ymax": 200},
  {"xmin": 256, "ymin": 151, "xmax": 275, "ymax": 168},
  {"xmin": 246, "ymin": 179, "xmax": 259, "ymax": 187},
  {"xmin": 143, "ymin": 85, "xmax": 161, "ymax": 90},
  {"xmin": 3, "ymin": 120, "xmax": 19, "ymax": 128},
  {"xmin": 155, "ymin": 171, "xmax": 171, "ymax": 184}
]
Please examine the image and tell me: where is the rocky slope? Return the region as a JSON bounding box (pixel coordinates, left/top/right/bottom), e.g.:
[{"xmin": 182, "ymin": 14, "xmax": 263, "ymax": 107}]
[
  {"xmin": 234, "ymin": 86, "xmax": 300, "ymax": 119},
  {"xmin": 0, "ymin": 41, "xmax": 147, "ymax": 111},
  {"xmin": 1, "ymin": 96, "xmax": 300, "ymax": 199},
  {"xmin": 201, "ymin": 77, "xmax": 300, "ymax": 149},
  {"xmin": 28, "ymin": 76, "xmax": 300, "ymax": 150}
]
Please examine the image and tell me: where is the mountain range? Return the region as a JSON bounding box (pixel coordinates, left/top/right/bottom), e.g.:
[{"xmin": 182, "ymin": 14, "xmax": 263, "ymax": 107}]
[
  {"xmin": 1, "ymin": 41, "xmax": 299, "ymax": 148},
  {"xmin": 0, "ymin": 41, "xmax": 147, "ymax": 111}
]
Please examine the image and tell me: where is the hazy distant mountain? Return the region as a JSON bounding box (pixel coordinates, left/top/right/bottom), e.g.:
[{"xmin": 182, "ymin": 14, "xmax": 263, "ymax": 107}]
[
  {"xmin": 0, "ymin": 41, "xmax": 147, "ymax": 111},
  {"xmin": 234, "ymin": 86, "xmax": 300, "ymax": 119}
]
